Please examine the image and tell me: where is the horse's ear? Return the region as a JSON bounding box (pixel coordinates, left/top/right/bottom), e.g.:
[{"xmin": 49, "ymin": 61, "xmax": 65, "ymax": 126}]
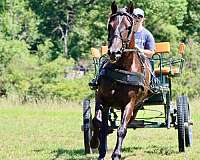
[
  {"xmin": 111, "ymin": 1, "xmax": 117, "ymax": 14},
  {"xmin": 127, "ymin": 2, "xmax": 134, "ymax": 14}
]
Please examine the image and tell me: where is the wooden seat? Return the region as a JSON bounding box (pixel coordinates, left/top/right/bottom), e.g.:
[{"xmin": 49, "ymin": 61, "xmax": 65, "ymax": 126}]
[
  {"xmin": 91, "ymin": 47, "xmax": 101, "ymax": 58},
  {"xmin": 155, "ymin": 42, "xmax": 170, "ymax": 53},
  {"xmin": 154, "ymin": 67, "xmax": 179, "ymax": 76},
  {"xmin": 91, "ymin": 42, "xmax": 181, "ymax": 76},
  {"xmin": 154, "ymin": 42, "xmax": 180, "ymax": 76},
  {"xmin": 91, "ymin": 46, "xmax": 108, "ymax": 58},
  {"xmin": 101, "ymin": 46, "xmax": 108, "ymax": 55}
]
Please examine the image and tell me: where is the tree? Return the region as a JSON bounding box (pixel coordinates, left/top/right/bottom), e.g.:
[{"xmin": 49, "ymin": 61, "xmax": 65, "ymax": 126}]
[
  {"xmin": 28, "ymin": 0, "xmax": 77, "ymax": 58},
  {"xmin": 0, "ymin": 0, "xmax": 40, "ymax": 46},
  {"xmin": 0, "ymin": 0, "xmax": 6, "ymax": 12},
  {"xmin": 133, "ymin": 0, "xmax": 187, "ymax": 44},
  {"xmin": 180, "ymin": 0, "xmax": 200, "ymax": 42}
]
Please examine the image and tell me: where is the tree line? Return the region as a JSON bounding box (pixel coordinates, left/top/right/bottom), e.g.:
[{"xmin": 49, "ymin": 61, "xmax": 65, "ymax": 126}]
[{"xmin": 0, "ymin": 0, "xmax": 199, "ymax": 102}]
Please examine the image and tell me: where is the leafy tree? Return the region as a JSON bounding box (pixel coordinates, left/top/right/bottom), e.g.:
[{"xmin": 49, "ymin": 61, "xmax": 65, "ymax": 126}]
[
  {"xmin": 0, "ymin": 33, "xmax": 30, "ymax": 74},
  {"xmin": 180, "ymin": 0, "xmax": 200, "ymax": 42},
  {"xmin": 0, "ymin": 0, "xmax": 40, "ymax": 45},
  {"xmin": 28, "ymin": 0, "xmax": 77, "ymax": 58},
  {"xmin": 133, "ymin": 0, "xmax": 187, "ymax": 45},
  {"xmin": 0, "ymin": 0, "xmax": 6, "ymax": 12},
  {"xmin": 173, "ymin": 42, "xmax": 200, "ymax": 97}
]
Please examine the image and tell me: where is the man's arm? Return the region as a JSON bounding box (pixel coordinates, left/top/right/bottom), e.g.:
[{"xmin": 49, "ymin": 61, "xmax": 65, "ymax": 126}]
[
  {"xmin": 143, "ymin": 30, "xmax": 155, "ymax": 58},
  {"xmin": 143, "ymin": 49, "xmax": 155, "ymax": 58},
  {"xmin": 135, "ymin": 46, "xmax": 154, "ymax": 58}
]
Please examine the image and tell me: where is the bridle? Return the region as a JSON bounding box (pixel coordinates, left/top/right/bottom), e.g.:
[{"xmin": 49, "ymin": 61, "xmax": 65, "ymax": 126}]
[
  {"xmin": 107, "ymin": 10, "xmax": 146, "ymax": 77},
  {"xmin": 108, "ymin": 10, "xmax": 135, "ymax": 54}
]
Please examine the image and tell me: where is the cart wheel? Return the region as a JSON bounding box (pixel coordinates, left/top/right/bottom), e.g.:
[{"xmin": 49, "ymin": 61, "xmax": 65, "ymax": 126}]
[
  {"xmin": 176, "ymin": 96, "xmax": 185, "ymax": 152},
  {"xmin": 182, "ymin": 96, "xmax": 192, "ymax": 147},
  {"xmin": 165, "ymin": 93, "xmax": 171, "ymax": 129},
  {"xmin": 83, "ymin": 99, "xmax": 92, "ymax": 154}
]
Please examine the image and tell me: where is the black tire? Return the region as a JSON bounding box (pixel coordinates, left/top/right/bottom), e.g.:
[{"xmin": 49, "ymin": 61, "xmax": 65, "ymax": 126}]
[
  {"xmin": 83, "ymin": 99, "xmax": 92, "ymax": 154},
  {"xmin": 165, "ymin": 92, "xmax": 171, "ymax": 129},
  {"xmin": 182, "ymin": 96, "xmax": 192, "ymax": 147},
  {"xmin": 166, "ymin": 105, "xmax": 171, "ymax": 129},
  {"xmin": 176, "ymin": 96, "xmax": 185, "ymax": 152}
]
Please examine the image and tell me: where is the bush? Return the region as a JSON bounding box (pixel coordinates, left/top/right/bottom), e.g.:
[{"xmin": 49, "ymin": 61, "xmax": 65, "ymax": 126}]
[
  {"xmin": 42, "ymin": 74, "xmax": 93, "ymax": 101},
  {"xmin": 172, "ymin": 42, "xmax": 200, "ymax": 98}
]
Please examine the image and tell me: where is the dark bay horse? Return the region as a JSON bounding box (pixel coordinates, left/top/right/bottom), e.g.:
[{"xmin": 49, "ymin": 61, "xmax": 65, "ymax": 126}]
[{"xmin": 91, "ymin": 2, "xmax": 152, "ymax": 160}]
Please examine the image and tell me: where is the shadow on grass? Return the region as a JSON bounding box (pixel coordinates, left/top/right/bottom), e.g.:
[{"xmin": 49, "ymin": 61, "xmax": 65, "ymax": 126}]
[
  {"xmin": 51, "ymin": 148, "xmax": 97, "ymax": 160},
  {"xmin": 33, "ymin": 149, "xmax": 45, "ymax": 153},
  {"xmin": 120, "ymin": 145, "xmax": 177, "ymax": 159},
  {"xmin": 122, "ymin": 146, "xmax": 143, "ymax": 152},
  {"xmin": 120, "ymin": 146, "xmax": 143, "ymax": 159},
  {"xmin": 50, "ymin": 145, "xmax": 177, "ymax": 159},
  {"xmin": 144, "ymin": 145, "xmax": 178, "ymax": 155}
]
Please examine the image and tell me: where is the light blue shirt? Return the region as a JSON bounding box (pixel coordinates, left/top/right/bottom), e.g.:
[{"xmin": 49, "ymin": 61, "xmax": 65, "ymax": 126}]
[{"xmin": 135, "ymin": 27, "xmax": 155, "ymax": 51}]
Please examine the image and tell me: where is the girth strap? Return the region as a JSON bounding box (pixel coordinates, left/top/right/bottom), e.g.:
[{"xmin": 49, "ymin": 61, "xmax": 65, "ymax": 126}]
[{"xmin": 104, "ymin": 69, "xmax": 145, "ymax": 87}]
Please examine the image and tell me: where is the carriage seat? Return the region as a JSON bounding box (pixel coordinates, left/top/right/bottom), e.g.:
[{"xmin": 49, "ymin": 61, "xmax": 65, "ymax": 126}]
[
  {"xmin": 91, "ymin": 46, "xmax": 108, "ymax": 58},
  {"xmin": 153, "ymin": 42, "xmax": 182, "ymax": 77},
  {"xmin": 154, "ymin": 67, "xmax": 179, "ymax": 76},
  {"xmin": 91, "ymin": 43, "xmax": 183, "ymax": 77}
]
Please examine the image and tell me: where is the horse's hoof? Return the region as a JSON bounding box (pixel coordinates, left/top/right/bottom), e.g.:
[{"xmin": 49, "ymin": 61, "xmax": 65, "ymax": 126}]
[
  {"xmin": 111, "ymin": 153, "xmax": 121, "ymax": 160},
  {"xmin": 90, "ymin": 135, "xmax": 99, "ymax": 149}
]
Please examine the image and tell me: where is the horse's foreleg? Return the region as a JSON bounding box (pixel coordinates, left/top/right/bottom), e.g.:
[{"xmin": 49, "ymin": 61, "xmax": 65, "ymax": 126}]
[
  {"xmin": 112, "ymin": 98, "xmax": 136, "ymax": 160},
  {"xmin": 90, "ymin": 96, "xmax": 103, "ymax": 149},
  {"xmin": 98, "ymin": 107, "xmax": 109, "ymax": 160}
]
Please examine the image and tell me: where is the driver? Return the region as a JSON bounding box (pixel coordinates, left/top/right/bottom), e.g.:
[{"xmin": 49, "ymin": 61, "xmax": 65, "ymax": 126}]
[
  {"xmin": 133, "ymin": 8, "xmax": 155, "ymax": 58},
  {"xmin": 132, "ymin": 8, "xmax": 159, "ymax": 92}
]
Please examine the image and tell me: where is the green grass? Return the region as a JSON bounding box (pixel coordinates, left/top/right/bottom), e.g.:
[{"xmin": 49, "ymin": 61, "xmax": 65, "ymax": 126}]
[{"xmin": 0, "ymin": 98, "xmax": 200, "ymax": 160}]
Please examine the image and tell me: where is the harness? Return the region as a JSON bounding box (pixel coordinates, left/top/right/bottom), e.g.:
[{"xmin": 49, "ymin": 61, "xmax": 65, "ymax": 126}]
[
  {"xmin": 102, "ymin": 68, "xmax": 145, "ymax": 88},
  {"xmin": 105, "ymin": 10, "xmax": 148, "ymax": 89},
  {"xmin": 108, "ymin": 10, "xmax": 134, "ymax": 52},
  {"xmin": 101, "ymin": 50, "xmax": 146, "ymax": 89}
]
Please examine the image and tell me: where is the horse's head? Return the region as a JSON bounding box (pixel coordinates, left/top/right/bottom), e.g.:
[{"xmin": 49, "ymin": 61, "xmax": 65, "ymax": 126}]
[{"xmin": 108, "ymin": 1, "xmax": 135, "ymax": 63}]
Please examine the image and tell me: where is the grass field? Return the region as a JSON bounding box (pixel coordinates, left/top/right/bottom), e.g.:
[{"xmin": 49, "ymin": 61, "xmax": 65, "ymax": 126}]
[{"xmin": 0, "ymin": 98, "xmax": 200, "ymax": 160}]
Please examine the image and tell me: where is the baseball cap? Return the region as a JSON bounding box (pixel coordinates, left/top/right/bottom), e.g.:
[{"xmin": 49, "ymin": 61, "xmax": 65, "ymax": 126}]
[{"xmin": 133, "ymin": 8, "xmax": 144, "ymax": 17}]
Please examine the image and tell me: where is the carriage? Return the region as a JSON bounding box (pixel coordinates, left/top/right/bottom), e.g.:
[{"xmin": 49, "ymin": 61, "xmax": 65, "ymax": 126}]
[{"xmin": 82, "ymin": 41, "xmax": 193, "ymax": 154}]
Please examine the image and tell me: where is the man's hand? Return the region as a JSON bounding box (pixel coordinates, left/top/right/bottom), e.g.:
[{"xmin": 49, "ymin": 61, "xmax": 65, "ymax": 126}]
[
  {"xmin": 139, "ymin": 49, "xmax": 145, "ymax": 56},
  {"xmin": 135, "ymin": 45, "xmax": 145, "ymax": 56},
  {"xmin": 135, "ymin": 45, "xmax": 143, "ymax": 52}
]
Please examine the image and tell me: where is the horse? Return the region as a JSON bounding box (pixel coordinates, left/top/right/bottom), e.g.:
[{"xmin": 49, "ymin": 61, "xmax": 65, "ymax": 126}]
[{"xmin": 90, "ymin": 2, "xmax": 152, "ymax": 159}]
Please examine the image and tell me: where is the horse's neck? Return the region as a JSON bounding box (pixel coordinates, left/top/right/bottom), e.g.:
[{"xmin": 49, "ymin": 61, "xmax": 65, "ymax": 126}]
[
  {"xmin": 112, "ymin": 52, "xmax": 142, "ymax": 72},
  {"xmin": 121, "ymin": 30, "xmax": 142, "ymax": 72},
  {"xmin": 131, "ymin": 53, "xmax": 142, "ymax": 72},
  {"xmin": 129, "ymin": 29, "xmax": 135, "ymax": 49},
  {"xmin": 128, "ymin": 29, "xmax": 142, "ymax": 72}
]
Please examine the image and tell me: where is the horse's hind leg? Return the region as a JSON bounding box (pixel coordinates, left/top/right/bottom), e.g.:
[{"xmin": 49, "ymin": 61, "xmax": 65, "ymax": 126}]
[
  {"xmin": 98, "ymin": 107, "xmax": 109, "ymax": 159},
  {"xmin": 112, "ymin": 97, "xmax": 137, "ymax": 160}
]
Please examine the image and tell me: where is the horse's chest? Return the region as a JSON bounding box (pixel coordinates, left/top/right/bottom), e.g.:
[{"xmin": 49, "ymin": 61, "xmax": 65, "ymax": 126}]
[{"xmin": 100, "ymin": 80, "xmax": 135, "ymax": 106}]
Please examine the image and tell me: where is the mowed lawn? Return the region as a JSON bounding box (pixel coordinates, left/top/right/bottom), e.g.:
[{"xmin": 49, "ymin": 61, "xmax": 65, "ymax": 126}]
[{"xmin": 0, "ymin": 99, "xmax": 200, "ymax": 160}]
